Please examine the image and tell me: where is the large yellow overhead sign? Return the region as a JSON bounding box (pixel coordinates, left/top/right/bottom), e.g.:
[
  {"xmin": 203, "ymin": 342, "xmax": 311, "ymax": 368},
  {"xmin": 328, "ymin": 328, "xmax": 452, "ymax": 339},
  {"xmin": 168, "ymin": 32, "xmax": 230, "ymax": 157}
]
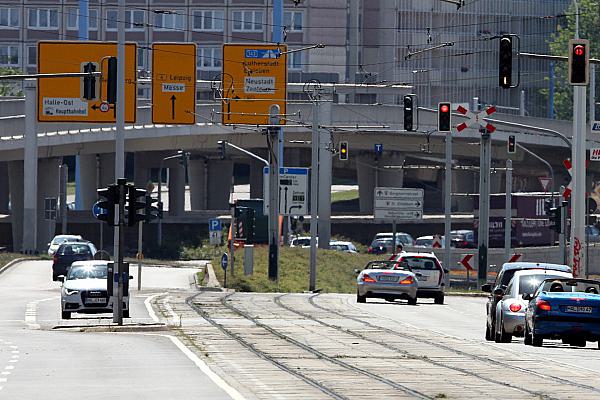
[
  {"xmin": 222, "ymin": 44, "xmax": 287, "ymax": 125},
  {"xmin": 37, "ymin": 41, "xmax": 137, "ymax": 123},
  {"xmin": 152, "ymin": 43, "xmax": 196, "ymax": 125}
]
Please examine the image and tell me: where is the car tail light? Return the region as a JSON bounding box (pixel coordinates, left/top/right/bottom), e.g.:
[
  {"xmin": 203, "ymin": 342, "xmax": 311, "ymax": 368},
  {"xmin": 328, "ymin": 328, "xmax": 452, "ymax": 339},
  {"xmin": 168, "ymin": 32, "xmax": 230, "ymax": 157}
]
[
  {"xmin": 362, "ymin": 274, "xmax": 376, "ymax": 283},
  {"xmin": 536, "ymin": 299, "xmax": 552, "ymax": 311},
  {"xmin": 509, "ymin": 303, "xmax": 522, "ymax": 312},
  {"xmin": 399, "ymin": 276, "xmax": 414, "ymax": 285}
]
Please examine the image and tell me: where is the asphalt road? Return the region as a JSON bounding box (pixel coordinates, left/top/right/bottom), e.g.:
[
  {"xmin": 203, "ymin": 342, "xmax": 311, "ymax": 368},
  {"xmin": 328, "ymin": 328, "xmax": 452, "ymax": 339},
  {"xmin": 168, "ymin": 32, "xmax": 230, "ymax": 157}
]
[
  {"xmin": 0, "ymin": 260, "xmax": 236, "ymax": 400},
  {"xmin": 352, "ymin": 294, "xmax": 600, "ymax": 373}
]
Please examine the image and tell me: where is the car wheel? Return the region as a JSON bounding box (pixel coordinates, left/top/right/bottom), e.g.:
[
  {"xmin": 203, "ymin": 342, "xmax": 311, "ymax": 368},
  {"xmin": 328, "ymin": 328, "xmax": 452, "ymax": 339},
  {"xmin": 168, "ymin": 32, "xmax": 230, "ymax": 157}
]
[
  {"xmin": 123, "ymin": 310, "xmax": 130, "ymax": 318},
  {"xmin": 356, "ymin": 291, "xmax": 366, "ymax": 304},
  {"xmin": 52, "ymin": 274, "xmax": 58, "ymax": 281},
  {"xmin": 407, "ymin": 296, "xmax": 417, "ymax": 306},
  {"xmin": 524, "ymin": 324, "xmax": 532, "ymax": 345},
  {"xmin": 485, "ymin": 323, "xmax": 493, "ymax": 341},
  {"xmin": 434, "ymin": 293, "xmax": 444, "ymax": 305},
  {"xmin": 598, "ymin": 341, "xmax": 600, "ymax": 350},
  {"xmin": 532, "ymin": 331, "xmax": 543, "ymax": 347},
  {"xmin": 571, "ymin": 339, "xmax": 586, "ymax": 347},
  {"xmin": 61, "ymin": 311, "xmax": 71, "ymax": 319}
]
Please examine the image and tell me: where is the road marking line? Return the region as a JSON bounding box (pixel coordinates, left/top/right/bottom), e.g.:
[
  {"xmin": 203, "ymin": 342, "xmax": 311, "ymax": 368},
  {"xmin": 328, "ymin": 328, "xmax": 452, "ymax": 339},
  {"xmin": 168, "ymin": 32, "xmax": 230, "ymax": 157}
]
[
  {"xmin": 5, "ymin": 366, "xmax": 14, "ymax": 370},
  {"xmin": 0, "ymin": 378, "xmax": 6, "ymax": 382},
  {"xmin": 144, "ymin": 292, "xmax": 168, "ymax": 323},
  {"xmin": 1, "ymin": 372, "xmax": 10, "ymax": 375},
  {"xmin": 8, "ymin": 360, "xmax": 17, "ymax": 363},
  {"xmin": 163, "ymin": 296, "xmax": 180, "ymax": 325}
]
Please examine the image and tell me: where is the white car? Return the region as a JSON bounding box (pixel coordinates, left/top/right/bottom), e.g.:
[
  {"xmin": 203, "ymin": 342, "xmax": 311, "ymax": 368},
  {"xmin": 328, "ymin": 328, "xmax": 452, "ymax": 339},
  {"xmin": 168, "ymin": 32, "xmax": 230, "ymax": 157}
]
[
  {"xmin": 59, "ymin": 260, "xmax": 130, "ymax": 319},
  {"xmin": 390, "ymin": 251, "xmax": 447, "ymax": 304},
  {"xmin": 289, "ymin": 236, "xmax": 313, "ymax": 248},
  {"xmin": 329, "ymin": 241, "xmax": 358, "ymax": 253},
  {"xmin": 414, "ymin": 235, "xmax": 446, "ymax": 248},
  {"xmin": 47, "ymin": 234, "xmax": 84, "ymax": 256}
]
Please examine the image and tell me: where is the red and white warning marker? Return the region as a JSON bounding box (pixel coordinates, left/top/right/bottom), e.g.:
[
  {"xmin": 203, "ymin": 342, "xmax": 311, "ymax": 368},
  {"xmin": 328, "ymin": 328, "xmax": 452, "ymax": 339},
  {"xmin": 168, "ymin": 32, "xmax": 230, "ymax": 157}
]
[
  {"xmin": 460, "ymin": 254, "xmax": 474, "ymax": 271},
  {"xmin": 456, "ymin": 105, "xmax": 497, "ymax": 133},
  {"xmin": 508, "ymin": 253, "xmax": 522, "ymax": 263}
]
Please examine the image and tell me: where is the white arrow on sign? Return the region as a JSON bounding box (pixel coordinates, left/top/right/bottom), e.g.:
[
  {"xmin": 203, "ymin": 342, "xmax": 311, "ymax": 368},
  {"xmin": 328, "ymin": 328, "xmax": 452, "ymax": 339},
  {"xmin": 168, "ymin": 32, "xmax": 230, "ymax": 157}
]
[{"xmin": 538, "ymin": 177, "xmax": 552, "ymax": 192}]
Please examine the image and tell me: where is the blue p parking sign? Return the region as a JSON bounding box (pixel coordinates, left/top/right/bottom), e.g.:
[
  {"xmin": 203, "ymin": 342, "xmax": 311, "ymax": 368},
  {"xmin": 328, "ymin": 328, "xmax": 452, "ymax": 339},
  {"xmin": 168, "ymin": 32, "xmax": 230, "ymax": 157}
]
[{"xmin": 209, "ymin": 219, "xmax": 222, "ymax": 232}]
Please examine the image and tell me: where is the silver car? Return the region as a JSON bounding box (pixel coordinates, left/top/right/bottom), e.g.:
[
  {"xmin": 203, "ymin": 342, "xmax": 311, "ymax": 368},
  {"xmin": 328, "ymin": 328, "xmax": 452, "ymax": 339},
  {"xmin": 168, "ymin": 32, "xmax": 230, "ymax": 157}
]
[
  {"xmin": 494, "ymin": 269, "xmax": 573, "ymax": 343},
  {"xmin": 47, "ymin": 234, "xmax": 84, "ymax": 256},
  {"xmin": 59, "ymin": 260, "xmax": 130, "ymax": 320},
  {"xmin": 356, "ymin": 260, "xmax": 418, "ymax": 305}
]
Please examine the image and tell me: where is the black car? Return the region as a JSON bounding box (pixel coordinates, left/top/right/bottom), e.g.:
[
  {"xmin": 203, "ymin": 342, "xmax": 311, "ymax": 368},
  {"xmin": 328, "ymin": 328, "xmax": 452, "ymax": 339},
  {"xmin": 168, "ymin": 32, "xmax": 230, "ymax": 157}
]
[
  {"xmin": 450, "ymin": 230, "xmax": 476, "ymax": 248},
  {"xmin": 52, "ymin": 242, "xmax": 97, "ymax": 281}
]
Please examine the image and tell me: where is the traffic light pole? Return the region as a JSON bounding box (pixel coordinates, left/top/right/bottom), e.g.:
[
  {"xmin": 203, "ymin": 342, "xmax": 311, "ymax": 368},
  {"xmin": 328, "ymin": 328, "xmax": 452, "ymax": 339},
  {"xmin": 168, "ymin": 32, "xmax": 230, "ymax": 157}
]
[
  {"xmin": 268, "ymin": 105, "xmax": 281, "ymax": 282},
  {"xmin": 571, "ymin": 85, "xmax": 587, "ymax": 277},
  {"xmin": 309, "ymin": 99, "xmax": 320, "ymax": 292},
  {"xmin": 443, "ymin": 130, "xmax": 452, "ymax": 276},
  {"xmin": 477, "ymin": 129, "xmax": 491, "ymax": 290},
  {"xmin": 113, "ymin": 179, "xmax": 126, "ymax": 325},
  {"xmin": 504, "ymin": 159, "xmax": 512, "ymax": 262}
]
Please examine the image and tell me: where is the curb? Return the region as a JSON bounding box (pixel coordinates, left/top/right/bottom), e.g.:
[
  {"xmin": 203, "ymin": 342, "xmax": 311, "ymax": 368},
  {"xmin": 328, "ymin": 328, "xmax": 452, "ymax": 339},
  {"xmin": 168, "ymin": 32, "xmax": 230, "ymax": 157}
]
[
  {"xmin": 446, "ymin": 292, "xmax": 488, "ymax": 297},
  {"xmin": 0, "ymin": 257, "xmax": 34, "ymax": 276}
]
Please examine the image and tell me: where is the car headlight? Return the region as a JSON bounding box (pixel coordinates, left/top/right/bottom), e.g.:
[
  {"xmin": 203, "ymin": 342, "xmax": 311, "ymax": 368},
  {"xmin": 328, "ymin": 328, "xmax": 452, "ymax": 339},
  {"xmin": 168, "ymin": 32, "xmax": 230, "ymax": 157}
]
[{"xmin": 64, "ymin": 289, "xmax": 79, "ymax": 296}]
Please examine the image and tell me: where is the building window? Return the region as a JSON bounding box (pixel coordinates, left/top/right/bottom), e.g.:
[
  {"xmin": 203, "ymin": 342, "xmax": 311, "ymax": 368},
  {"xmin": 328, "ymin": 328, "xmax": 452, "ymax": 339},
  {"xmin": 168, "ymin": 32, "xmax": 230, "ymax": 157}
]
[
  {"xmin": 27, "ymin": 45, "xmax": 36, "ymax": 66},
  {"xmin": 283, "ymin": 11, "xmax": 302, "ymax": 32},
  {"xmin": 154, "ymin": 11, "xmax": 184, "ymax": 31},
  {"xmin": 66, "ymin": 7, "xmax": 99, "ymax": 31},
  {"xmin": 137, "ymin": 46, "xmax": 145, "ymax": 70},
  {"xmin": 0, "ymin": 45, "xmax": 19, "ymax": 66},
  {"xmin": 106, "ymin": 9, "xmax": 145, "ymax": 31},
  {"xmin": 287, "ymin": 50, "xmax": 302, "ymax": 70},
  {"xmin": 232, "ymin": 10, "xmax": 263, "ymax": 32},
  {"xmin": 0, "ymin": 8, "xmax": 20, "ymax": 29},
  {"xmin": 28, "ymin": 8, "xmax": 59, "ymax": 29},
  {"xmin": 197, "ymin": 47, "xmax": 222, "ymax": 69},
  {"xmin": 192, "ymin": 10, "xmax": 224, "ymax": 31}
]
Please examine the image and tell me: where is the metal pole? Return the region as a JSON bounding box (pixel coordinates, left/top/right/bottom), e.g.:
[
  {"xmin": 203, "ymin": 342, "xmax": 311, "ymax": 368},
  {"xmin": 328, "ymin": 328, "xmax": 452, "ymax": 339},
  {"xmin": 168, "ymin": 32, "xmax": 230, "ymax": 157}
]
[
  {"xmin": 23, "ymin": 79, "xmax": 37, "ymax": 253},
  {"xmin": 392, "ymin": 220, "xmax": 397, "ymax": 254},
  {"xmin": 504, "ymin": 159, "xmax": 512, "ymax": 262},
  {"xmin": 115, "ymin": 0, "xmax": 125, "ymax": 179},
  {"xmin": 318, "ymin": 101, "xmax": 332, "ymax": 249},
  {"xmin": 591, "ymin": 64, "xmax": 596, "ymax": 127},
  {"xmin": 571, "ymin": 85, "xmax": 587, "ymax": 277},
  {"xmin": 272, "ymin": 0, "xmax": 284, "ymax": 166},
  {"xmin": 96, "ymin": 155, "xmax": 102, "ymax": 250},
  {"xmin": 444, "ymin": 130, "xmax": 452, "ymax": 274},
  {"xmin": 516, "ymin": 143, "xmax": 555, "ymax": 200},
  {"xmin": 137, "ymin": 221, "xmax": 142, "ymax": 290},
  {"xmin": 59, "ymin": 164, "xmax": 68, "ymax": 234},
  {"xmin": 519, "ymin": 90, "xmax": 525, "ymax": 116},
  {"xmin": 229, "ymin": 205, "xmax": 235, "ymax": 277},
  {"xmin": 113, "ymin": 179, "xmax": 125, "ymax": 325},
  {"xmin": 560, "ymin": 189, "xmax": 568, "ymax": 265},
  {"xmin": 157, "ymin": 161, "xmax": 163, "ymax": 247},
  {"xmin": 268, "ymin": 105, "xmax": 281, "ymax": 281},
  {"xmin": 309, "ymin": 100, "xmax": 319, "ymax": 291},
  {"xmin": 477, "ymin": 129, "xmax": 491, "ymax": 289},
  {"xmin": 549, "ymin": 62, "xmax": 555, "ymax": 119}
]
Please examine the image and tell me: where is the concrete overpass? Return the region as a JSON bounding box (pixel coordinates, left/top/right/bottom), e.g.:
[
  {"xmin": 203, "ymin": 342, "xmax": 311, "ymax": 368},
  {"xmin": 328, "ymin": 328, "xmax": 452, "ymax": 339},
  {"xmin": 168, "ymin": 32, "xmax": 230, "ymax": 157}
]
[{"xmin": 0, "ymin": 83, "xmax": 597, "ymax": 252}]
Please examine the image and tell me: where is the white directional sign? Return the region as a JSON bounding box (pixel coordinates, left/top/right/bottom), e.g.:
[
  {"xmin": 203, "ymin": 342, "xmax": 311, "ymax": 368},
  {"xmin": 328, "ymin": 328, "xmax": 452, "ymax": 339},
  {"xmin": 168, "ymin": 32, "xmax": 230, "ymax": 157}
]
[
  {"xmin": 263, "ymin": 167, "xmax": 308, "ymax": 216},
  {"xmin": 374, "ymin": 187, "xmax": 424, "ymax": 220}
]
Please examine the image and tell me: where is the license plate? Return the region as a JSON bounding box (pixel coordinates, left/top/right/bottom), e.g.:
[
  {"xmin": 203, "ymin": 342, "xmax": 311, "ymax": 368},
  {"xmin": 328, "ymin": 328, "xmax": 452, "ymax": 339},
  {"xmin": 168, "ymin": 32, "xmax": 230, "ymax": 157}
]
[
  {"xmin": 378, "ymin": 275, "xmax": 398, "ymax": 282},
  {"xmin": 565, "ymin": 306, "xmax": 592, "ymax": 313},
  {"xmin": 86, "ymin": 297, "xmax": 106, "ymax": 304},
  {"xmin": 418, "ymin": 275, "xmax": 429, "ymax": 281}
]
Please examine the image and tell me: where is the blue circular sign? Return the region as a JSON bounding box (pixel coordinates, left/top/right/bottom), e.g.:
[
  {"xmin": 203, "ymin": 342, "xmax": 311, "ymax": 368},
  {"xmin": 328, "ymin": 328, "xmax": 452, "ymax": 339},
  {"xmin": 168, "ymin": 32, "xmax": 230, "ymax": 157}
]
[
  {"xmin": 220, "ymin": 253, "xmax": 229, "ymax": 271},
  {"xmin": 92, "ymin": 201, "xmax": 108, "ymax": 218}
]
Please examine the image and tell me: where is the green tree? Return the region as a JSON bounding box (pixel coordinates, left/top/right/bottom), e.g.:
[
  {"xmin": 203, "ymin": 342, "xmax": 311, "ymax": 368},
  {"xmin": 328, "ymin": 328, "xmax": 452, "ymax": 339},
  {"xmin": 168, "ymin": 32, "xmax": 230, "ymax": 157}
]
[
  {"xmin": 0, "ymin": 67, "xmax": 23, "ymax": 97},
  {"xmin": 544, "ymin": 0, "xmax": 600, "ymax": 120}
]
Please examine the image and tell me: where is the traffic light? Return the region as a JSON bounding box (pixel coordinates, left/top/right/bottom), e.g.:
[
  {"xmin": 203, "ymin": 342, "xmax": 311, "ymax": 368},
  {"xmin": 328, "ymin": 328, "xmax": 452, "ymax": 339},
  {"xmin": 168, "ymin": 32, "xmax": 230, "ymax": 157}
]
[
  {"xmin": 95, "ymin": 185, "xmax": 119, "ymax": 226},
  {"xmin": 126, "ymin": 186, "xmax": 146, "ymax": 227},
  {"xmin": 106, "ymin": 56, "xmax": 117, "ymax": 104},
  {"xmin": 339, "ymin": 141, "xmax": 349, "ymax": 160},
  {"xmin": 507, "ymin": 135, "xmax": 516, "ymax": 154},
  {"xmin": 549, "ymin": 206, "xmax": 562, "ymax": 234},
  {"xmin": 144, "ymin": 195, "xmax": 160, "ymax": 223},
  {"xmin": 82, "ymin": 62, "xmax": 98, "ymax": 100},
  {"xmin": 218, "ymin": 141, "xmax": 226, "ymax": 160},
  {"xmin": 438, "ymin": 102, "xmax": 451, "ymax": 132},
  {"xmin": 569, "ymin": 39, "xmax": 589, "ymax": 85},
  {"xmin": 403, "ymin": 95, "xmax": 415, "ymax": 131},
  {"xmin": 498, "ymin": 35, "xmax": 513, "ymax": 89}
]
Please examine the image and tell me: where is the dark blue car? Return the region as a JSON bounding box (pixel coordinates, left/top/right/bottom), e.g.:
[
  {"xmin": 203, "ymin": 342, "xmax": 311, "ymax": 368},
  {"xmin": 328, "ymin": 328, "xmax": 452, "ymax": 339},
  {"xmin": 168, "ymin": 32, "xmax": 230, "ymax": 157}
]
[{"xmin": 524, "ymin": 278, "xmax": 600, "ymax": 348}]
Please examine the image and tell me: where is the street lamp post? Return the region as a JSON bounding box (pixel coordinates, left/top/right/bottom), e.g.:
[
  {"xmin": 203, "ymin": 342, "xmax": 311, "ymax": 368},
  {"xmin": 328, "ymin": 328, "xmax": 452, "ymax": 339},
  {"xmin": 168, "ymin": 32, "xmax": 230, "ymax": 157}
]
[{"xmin": 157, "ymin": 151, "xmax": 188, "ymax": 247}]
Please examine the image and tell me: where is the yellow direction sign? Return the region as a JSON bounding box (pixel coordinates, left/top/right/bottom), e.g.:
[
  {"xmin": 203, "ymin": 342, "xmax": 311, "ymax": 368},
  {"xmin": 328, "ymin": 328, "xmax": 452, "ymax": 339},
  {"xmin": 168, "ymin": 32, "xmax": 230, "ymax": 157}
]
[
  {"xmin": 222, "ymin": 44, "xmax": 287, "ymax": 125},
  {"xmin": 152, "ymin": 43, "xmax": 196, "ymax": 125},
  {"xmin": 37, "ymin": 41, "xmax": 137, "ymax": 123}
]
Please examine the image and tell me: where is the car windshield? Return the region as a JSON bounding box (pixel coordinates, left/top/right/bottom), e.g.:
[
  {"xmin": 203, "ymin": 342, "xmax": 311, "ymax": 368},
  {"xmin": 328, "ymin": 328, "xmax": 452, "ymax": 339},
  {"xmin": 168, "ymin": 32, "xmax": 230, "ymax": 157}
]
[
  {"xmin": 372, "ymin": 239, "xmax": 393, "ymax": 246},
  {"xmin": 52, "ymin": 236, "xmax": 79, "ymax": 245},
  {"xmin": 518, "ymin": 274, "xmax": 566, "ymax": 295},
  {"xmin": 331, "ymin": 244, "xmax": 349, "ymax": 251},
  {"xmin": 58, "ymin": 243, "xmax": 91, "ymax": 256},
  {"xmin": 540, "ymin": 279, "xmax": 600, "ymax": 294},
  {"xmin": 365, "ymin": 260, "xmax": 408, "ymax": 271},
  {"xmin": 292, "ymin": 238, "xmax": 311, "ymax": 246},
  {"xmin": 401, "ymin": 256, "xmax": 438, "ymax": 270},
  {"xmin": 415, "ymin": 238, "xmax": 433, "ymax": 247},
  {"xmin": 397, "ymin": 235, "xmax": 412, "ymax": 245},
  {"xmin": 67, "ymin": 264, "xmax": 108, "ymax": 280}
]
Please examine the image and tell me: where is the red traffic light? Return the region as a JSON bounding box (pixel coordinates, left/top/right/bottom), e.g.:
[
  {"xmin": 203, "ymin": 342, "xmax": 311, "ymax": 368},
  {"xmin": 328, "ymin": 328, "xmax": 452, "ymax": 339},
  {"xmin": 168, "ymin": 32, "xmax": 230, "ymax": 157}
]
[
  {"xmin": 574, "ymin": 45, "xmax": 585, "ymax": 56},
  {"xmin": 440, "ymin": 104, "xmax": 449, "ymax": 113}
]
